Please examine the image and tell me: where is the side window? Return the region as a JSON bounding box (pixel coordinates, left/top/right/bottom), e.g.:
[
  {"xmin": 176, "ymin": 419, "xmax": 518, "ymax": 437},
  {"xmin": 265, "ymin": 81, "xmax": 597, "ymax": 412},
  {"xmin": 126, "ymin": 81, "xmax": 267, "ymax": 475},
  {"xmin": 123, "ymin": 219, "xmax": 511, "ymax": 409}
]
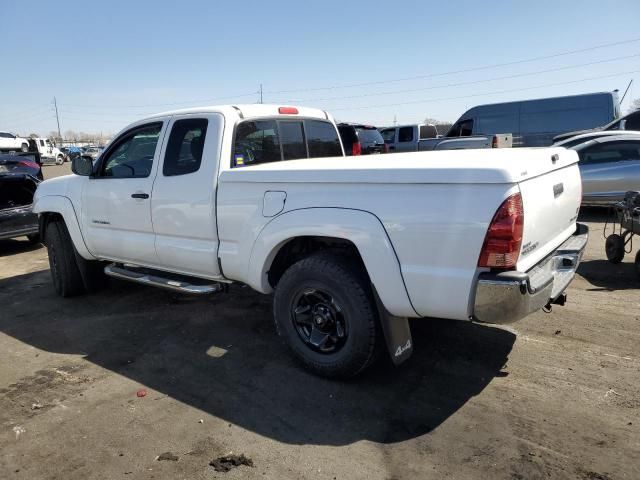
[
  {"xmin": 306, "ymin": 120, "xmax": 342, "ymax": 157},
  {"xmin": 398, "ymin": 126, "xmax": 414, "ymax": 142},
  {"xmin": 100, "ymin": 123, "xmax": 162, "ymax": 178},
  {"xmin": 39, "ymin": 140, "xmax": 45, "ymax": 146},
  {"xmin": 448, "ymin": 119, "xmax": 474, "ymax": 137},
  {"xmin": 233, "ymin": 120, "xmax": 281, "ymax": 167},
  {"xmin": 625, "ymin": 112, "xmax": 640, "ymax": 130},
  {"xmin": 381, "ymin": 128, "xmax": 396, "ymax": 143},
  {"xmin": 280, "ymin": 121, "xmax": 306, "ymax": 160},
  {"xmin": 580, "ymin": 142, "xmax": 640, "ymax": 165},
  {"xmin": 163, "ymin": 118, "xmax": 208, "ymax": 176}
]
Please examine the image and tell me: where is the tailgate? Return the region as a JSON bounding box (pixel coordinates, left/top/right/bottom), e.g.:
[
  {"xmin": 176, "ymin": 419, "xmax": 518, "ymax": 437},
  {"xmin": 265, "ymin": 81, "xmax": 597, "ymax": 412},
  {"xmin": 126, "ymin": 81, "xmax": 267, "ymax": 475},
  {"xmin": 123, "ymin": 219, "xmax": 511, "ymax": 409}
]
[{"xmin": 517, "ymin": 152, "xmax": 582, "ymax": 272}]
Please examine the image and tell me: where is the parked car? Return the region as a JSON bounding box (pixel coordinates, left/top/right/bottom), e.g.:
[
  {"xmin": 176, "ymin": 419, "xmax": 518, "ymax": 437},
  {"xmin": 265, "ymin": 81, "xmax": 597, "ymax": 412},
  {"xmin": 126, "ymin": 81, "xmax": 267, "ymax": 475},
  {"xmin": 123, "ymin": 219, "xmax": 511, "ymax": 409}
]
[
  {"xmin": 0, "ymin": 132, "xmax": 29, "ymax": 153},
  {"xmin": 0, "ymin": 153, "xmax": 43, "ymax": 180},
  {"xmin": 553, "ymin": 108, "xmax": 640, "ymax": 143},
  {"xmin": 570, "ymin": 135, "xmax": 640, "ymax": 205},
  {"xmin": 442, "ymin": 91, "xmax": 619, "ymax": 147},
  {"xmin": 0, "ymin": 157, "xmax": 41, "ymax": 242},
  {"xmin": 553, "ymin": 130, "xmax": 640, "ymax": 148},
  {"xmin": 337, "ymin": 123, "xmax": 387, "ymax": 155},
  {"xmin": 380, "ymin": 124, "xmax": 510, "ymax": 151},
  {"xmin": 81, "ymin": 146, "xmax": 104, "ymax": 160},
  {"xmin": 34, "ymin": 104, "xmax": 587, "ymax": 378}
]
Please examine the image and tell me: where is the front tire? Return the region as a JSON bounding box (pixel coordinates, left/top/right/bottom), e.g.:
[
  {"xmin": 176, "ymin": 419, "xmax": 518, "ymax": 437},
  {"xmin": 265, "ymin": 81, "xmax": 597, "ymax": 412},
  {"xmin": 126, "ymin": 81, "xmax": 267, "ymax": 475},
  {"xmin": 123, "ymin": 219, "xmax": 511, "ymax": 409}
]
[
  {"xmin": 56, "ymin": 155, "xmax": 64, "ymax": 165},
  {"xmin": 45, "ymin": 220, "xmax": 85, "ymax": 297},
  {"xmin": 273, "ymin": 252, "xmax": 380, "ymax": 378}
]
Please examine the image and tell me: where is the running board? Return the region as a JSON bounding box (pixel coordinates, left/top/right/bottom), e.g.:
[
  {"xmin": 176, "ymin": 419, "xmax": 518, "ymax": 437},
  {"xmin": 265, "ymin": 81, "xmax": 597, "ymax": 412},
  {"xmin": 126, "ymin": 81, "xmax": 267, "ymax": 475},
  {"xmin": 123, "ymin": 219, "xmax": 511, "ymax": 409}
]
[{"xmin": 104, "ymin": 264, "xmax": 224, "ymax": 295}]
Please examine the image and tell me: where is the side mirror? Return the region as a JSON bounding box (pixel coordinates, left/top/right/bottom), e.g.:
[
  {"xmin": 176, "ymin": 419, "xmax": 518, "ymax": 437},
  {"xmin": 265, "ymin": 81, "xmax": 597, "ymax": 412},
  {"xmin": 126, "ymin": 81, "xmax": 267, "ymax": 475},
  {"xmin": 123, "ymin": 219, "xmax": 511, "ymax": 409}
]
[{"xmin": 72, "ymin": 155, "xmax": 93, "ymax": 176}]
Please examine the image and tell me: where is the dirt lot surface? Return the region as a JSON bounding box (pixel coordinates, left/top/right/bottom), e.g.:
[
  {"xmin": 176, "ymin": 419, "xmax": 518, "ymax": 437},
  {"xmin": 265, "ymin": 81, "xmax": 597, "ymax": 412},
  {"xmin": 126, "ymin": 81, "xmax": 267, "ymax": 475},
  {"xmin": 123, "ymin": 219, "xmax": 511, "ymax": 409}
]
[{"xmin": 0, "ymin": 163, "xmax": 638, "ymax": 479}]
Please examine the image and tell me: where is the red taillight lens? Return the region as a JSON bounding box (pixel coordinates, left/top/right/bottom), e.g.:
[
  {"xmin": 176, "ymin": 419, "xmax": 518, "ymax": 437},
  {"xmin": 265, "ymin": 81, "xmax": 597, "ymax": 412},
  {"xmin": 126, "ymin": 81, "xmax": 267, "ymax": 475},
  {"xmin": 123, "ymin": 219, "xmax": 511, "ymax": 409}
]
[
  {"xmin": 278, "ymin": 106, "xmax": 299, "ymax": 114},
  {"xmin": 352, "ymin": 142, "xmax": 362, "ymax": 155},
  {"xmin": 478, "ymin": 193, "xmax": 524, "ymax": 269},
  {"xmin": 18, "ymin": 160, "xmax": 39, "ymax": 169}
]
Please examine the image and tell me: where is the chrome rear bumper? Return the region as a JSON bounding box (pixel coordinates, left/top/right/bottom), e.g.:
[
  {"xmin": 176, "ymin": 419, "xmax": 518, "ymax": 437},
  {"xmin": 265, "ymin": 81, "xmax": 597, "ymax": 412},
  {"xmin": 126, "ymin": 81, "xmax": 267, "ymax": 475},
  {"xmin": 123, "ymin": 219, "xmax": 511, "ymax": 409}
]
[{"xmin": 473, "ymin": 223, "xmax": 588, "ymax": 324}]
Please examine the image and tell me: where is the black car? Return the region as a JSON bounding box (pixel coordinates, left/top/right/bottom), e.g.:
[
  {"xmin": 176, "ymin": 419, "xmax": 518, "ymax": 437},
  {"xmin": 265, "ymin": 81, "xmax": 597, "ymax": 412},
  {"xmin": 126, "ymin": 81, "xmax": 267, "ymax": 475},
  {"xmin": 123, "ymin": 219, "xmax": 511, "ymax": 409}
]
[
  {"xmin": 0, "ymin": 154, "xmax": 42, "ymax": 243},
  {"xmin": 553, "ymin": 109, "xmax": 640, "ymax": 143},
  {"xmin": 337, "ymin": 123, "xmax": 388, "ymax": 155}
]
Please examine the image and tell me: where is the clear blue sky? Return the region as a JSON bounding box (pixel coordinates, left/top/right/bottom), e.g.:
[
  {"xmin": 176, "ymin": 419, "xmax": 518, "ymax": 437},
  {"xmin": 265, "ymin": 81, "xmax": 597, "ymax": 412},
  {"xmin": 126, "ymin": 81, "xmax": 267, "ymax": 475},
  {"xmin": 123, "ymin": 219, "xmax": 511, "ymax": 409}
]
[{"xmin": 1, "ymin": 0, "xmax": 639, "ymax": 137}]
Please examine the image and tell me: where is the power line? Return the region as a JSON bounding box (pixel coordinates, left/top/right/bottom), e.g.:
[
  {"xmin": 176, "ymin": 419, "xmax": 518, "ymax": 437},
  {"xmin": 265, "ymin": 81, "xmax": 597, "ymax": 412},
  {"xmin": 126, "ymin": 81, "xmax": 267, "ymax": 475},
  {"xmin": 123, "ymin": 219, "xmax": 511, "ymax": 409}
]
[
  {"xmin": 280, "ymin": 53, "xmax": 640, "ymax": 103},
  {"xmin": 330, "ymin": 69, "xmax": 640, "ymax": 111},
  {"xmin": 265, "ymin": 37, "xmax": 640, "ymax": 94}
]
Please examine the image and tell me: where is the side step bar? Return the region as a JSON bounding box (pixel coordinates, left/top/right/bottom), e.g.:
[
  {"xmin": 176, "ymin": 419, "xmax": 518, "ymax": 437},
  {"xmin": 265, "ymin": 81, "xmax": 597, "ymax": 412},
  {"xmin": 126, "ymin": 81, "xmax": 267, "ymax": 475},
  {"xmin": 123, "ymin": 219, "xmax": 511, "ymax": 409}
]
[{"xmin": 104, "ymin": 264, "xmax": 224, "ymax": 295}]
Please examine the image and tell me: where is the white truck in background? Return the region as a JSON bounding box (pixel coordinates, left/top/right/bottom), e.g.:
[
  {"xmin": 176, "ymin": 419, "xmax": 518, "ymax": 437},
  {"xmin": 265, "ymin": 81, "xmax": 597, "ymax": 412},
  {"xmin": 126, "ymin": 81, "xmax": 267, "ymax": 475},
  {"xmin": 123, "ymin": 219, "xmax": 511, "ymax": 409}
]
[
  {"xmin": 380, "ymin": 124, "xmax": 512, "ymax": 152},
  {"xmin": 0, "ymin": 131, "xmax": 30, "ymax": 152},
  {"xmin": 33, "ymin": 104, "xmax": 587, "ymax": 378},
  {"xmin": 33, "ymin": 137, "xmax": 66, "ymax": 165}
]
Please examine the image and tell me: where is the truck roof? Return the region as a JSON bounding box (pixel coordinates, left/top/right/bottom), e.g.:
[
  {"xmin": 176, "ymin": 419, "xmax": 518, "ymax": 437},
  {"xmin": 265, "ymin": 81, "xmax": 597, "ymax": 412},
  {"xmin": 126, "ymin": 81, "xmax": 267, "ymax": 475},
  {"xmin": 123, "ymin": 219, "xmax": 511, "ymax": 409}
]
[{"xmin": 143, "ymin": 104, "xmax": 331, "ymax": 122}]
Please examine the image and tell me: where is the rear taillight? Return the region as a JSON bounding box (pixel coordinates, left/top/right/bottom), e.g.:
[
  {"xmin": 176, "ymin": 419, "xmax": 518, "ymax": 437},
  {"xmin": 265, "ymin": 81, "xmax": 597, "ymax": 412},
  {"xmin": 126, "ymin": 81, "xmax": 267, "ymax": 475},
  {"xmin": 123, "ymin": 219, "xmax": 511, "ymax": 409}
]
[
  {"xmin": 383, "ymin": 143, "xmax": 389, "ymax": 153},
  {"xmin": 478, "ymin": 193, "xmax": 524, "ymax": 269},
  {"xmin": 352, "ymin": 142, "xmax": 362, "ymax": 156},
  {"xmin": 278, "ymin": 106, "xmax": 298, "ymax": 114},
  {"xmin": 18, "ymin": 160, "xmax": 39, "ymax": 169}
]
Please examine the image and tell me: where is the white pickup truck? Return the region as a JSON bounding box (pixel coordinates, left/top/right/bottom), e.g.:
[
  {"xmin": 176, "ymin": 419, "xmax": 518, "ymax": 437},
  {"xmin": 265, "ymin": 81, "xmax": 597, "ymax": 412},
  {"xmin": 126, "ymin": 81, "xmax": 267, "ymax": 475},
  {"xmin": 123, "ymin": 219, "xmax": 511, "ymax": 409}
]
[
  {"xmin": 33, "ymin": 104, "xmax": 588, "ymax": 378},
  {"xmin": 0, "ymin": 131, "xmax": 29, "ymax": 152}
]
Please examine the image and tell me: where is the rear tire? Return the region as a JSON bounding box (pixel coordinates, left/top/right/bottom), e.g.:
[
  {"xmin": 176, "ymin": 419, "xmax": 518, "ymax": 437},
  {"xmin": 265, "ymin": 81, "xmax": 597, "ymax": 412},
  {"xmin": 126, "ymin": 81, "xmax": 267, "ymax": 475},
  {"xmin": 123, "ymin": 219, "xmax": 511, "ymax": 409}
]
[
  {"xmin": 273, "ymin": 252, "xmax": 380, "ymax": 378},
  {"xmin": 605, "ymin": 234, "xmax": 625, "ymax": 263},
  {"xmin": 45, "ymin": 220, "xmax": 85, "ymax": 297}
]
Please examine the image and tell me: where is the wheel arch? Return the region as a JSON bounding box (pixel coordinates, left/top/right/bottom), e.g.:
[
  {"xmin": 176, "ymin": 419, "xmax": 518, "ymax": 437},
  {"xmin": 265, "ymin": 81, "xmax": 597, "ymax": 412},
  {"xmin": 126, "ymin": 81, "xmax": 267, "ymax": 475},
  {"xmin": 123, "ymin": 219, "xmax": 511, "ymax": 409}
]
[
  {"xmin": 35, "ymin": 195, "xmax": 95, "ymax": 260},
  {"xmin": 248, "ymin": 208, "xmax": 418, "ymax": 317}
]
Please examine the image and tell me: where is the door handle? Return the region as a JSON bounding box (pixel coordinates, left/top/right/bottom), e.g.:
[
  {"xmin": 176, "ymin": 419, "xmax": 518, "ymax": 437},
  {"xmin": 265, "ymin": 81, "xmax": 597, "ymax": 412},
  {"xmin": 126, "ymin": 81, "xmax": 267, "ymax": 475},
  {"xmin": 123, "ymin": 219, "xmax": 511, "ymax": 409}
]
[{"xmin": 131, "ymin": 193, "xmax": 149, "ymax": 199}]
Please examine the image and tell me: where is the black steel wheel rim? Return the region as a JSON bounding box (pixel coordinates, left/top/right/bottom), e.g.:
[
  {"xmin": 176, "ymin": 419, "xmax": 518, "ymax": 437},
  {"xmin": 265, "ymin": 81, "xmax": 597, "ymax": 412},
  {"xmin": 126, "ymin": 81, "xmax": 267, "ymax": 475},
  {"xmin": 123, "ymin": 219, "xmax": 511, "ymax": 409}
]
[{"xmin": 291, "ymin": 288, "xmax": 347, "ymax": 354}]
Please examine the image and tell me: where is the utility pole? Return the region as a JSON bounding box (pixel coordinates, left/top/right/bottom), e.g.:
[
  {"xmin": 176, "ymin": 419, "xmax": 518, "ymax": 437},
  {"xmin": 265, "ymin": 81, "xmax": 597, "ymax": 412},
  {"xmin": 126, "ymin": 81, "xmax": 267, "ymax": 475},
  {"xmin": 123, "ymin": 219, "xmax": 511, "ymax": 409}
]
[
  {"xmin": 393, "ymin": 115, "xmax": 397, "ymax": 126},
  {"xmin": 259, "ymin": 84, "xmax": 263, "ymax": 104},
  {"xmin": 53, "ymin": 97, "xmax": 62, "ymax": 142}
]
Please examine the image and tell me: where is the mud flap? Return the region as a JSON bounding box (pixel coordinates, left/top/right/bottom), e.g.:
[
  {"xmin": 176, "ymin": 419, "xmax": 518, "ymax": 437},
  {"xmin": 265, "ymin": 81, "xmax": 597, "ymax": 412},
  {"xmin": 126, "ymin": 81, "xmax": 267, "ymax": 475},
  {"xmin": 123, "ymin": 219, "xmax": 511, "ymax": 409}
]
[{"xmin": 373, "ymin": 289, "xmax": 413, "ymax": 366}]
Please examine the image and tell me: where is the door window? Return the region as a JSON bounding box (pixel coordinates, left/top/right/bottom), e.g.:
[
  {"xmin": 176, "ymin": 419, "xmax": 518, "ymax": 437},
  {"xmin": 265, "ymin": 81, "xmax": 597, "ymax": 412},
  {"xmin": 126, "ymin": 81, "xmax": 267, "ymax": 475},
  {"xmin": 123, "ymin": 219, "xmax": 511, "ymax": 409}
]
[
  {"xmin": 100, "ymin": 123, "xmax": 162, "ymax": 178},
  {"xmin": 233, "ymin": 120, "xmax": 281, "ymax": 167},
  {"xmin": 579, "ymin": 141, "xmax": 640, "ymax": 165},
  {"xmin": 398, "ymin": 126, "xmax": 414, "ymax": 142},
  {"xmin": 163, "ymin": 118, "xmax": 208, "ymax": 176},
  {"xmin": 447, "ymin": 119, "xmax": 474, "ymax": 137},
  {"xmin": 306, "ymin": 120, "xmax": 342, "ymax": 157},
  {"xmin": 280, "ymin": 121, "xmax": 306, "ymax": 160}
]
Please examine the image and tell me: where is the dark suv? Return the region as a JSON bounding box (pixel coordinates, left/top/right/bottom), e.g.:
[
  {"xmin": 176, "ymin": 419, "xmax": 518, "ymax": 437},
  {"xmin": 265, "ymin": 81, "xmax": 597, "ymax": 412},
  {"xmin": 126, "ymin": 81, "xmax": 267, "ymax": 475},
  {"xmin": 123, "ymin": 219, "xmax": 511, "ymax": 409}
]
[{"xmin": 337, "ymin": 123, "xmax": 388, "ymax": 156}]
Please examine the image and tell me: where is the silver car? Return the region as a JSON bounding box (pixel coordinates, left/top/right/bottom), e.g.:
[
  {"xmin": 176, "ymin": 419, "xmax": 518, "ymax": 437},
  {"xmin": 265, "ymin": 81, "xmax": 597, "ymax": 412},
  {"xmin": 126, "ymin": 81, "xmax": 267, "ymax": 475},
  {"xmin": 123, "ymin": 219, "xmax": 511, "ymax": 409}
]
[{"xmin": 572, "ymin": 134, "xmax": 640, "ymax": 205}]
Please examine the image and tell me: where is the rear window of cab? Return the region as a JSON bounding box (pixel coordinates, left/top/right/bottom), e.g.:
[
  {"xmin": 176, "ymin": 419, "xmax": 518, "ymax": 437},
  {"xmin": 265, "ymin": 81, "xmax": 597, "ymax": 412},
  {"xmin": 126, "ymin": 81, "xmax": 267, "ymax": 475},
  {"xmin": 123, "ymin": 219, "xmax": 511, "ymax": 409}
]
[{"xmin": 232, "ymin": 119, "xmax": 342, "ymax": 167}]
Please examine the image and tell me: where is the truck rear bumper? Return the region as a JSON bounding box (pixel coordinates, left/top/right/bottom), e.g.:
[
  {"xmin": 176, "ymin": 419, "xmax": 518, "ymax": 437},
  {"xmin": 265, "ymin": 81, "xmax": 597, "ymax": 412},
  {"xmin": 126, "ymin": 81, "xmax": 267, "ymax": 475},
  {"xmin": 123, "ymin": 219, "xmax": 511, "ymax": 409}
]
[{"xmin": 473, "ymin": 223, "xmax": 588, "ymax": 324}]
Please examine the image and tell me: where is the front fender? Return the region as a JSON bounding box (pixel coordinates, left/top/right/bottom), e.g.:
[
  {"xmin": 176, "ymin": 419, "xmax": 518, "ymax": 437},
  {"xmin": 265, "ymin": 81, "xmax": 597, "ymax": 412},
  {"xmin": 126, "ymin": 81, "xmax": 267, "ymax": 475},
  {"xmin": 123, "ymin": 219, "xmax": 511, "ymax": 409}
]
[
  {"xmin": 248, "ymin": 208, "xmax": 418, "ymax": 318},
  {"xmin": 33, "ymin": 195, "xmax": 95, "ymax": 260}
]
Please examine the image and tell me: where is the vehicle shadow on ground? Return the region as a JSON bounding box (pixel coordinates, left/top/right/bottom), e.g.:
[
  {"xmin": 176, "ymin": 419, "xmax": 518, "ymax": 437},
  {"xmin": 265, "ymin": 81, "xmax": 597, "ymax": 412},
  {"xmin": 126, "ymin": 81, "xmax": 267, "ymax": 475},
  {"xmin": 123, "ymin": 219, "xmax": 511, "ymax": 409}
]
[
  {"xmin": 578, "ymin": 259, "xmax": 639, "ymax": 291},
  {"xmin": 0, "ymin": 238, "xmax": 43, "ymax": 257},
  {"xmin": 0, "ymin": 270, "xmax": 515, "ymax": 446},
  {"xmin": 578, "ymin": 206, "xmax": 615, "ymax": 226}
]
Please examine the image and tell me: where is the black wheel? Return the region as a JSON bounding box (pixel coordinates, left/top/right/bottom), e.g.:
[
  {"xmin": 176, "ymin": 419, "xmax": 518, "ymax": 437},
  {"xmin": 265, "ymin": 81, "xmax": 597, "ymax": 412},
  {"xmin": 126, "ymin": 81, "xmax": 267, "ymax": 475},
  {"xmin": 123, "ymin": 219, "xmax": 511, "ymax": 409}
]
[
  {"xmin": 635, "ymin": 250, "xmax": 640, "ymax": 279},
  {"xmin": 44, "ymin": 220, "xmax": 85, "ymax": 297},
  {"xmin": 605, "ymin": 234, "xmax": 625, "ymax": 263},
  {"xmin": 26, "ymin": 234, "xmax": 41, "ymax": 244},
  {"xmin": 273, "ymin": 252, "xmax": 380, "ymax": 378},
  {"xmin": 20, "ymin": 143, "xmax": 28, "ymax": 152}
]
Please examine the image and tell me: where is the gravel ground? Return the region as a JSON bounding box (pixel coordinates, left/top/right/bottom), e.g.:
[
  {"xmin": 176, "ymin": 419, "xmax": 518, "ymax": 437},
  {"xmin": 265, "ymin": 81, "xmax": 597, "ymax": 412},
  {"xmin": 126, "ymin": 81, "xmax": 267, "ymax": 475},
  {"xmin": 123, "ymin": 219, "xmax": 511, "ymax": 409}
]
[{"xmin": 0, "ymin": 163, "xmax": 638, "ymax": 479}]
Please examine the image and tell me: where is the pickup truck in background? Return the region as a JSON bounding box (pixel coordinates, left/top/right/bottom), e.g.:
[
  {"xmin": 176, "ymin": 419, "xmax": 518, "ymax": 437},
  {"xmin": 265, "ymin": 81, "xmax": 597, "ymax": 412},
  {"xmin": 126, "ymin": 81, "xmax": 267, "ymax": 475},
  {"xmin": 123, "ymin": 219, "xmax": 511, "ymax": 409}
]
[
  {"xmin": 0, "ymin": 131, "xmax": 30, "ymax": 153},
  {"xmin": 379, "ymin": 124, "xmax": 511, "ymax": 151},
  {"xmin": 33, "ymin": 104, "xmax": 587, "ymax": 378},
  {"xmin": 32, "ymin": 137, "xmax": 66, "ymax": 165}
]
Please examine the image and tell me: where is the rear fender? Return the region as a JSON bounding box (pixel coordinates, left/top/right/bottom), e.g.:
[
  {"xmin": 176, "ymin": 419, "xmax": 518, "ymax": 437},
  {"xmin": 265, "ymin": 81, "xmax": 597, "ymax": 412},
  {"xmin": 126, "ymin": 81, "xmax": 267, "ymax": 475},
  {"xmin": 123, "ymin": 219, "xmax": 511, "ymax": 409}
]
[
  {"xmin": 33, "ymin": 195, "xmax": 95, "ymax": 260},
  {"xmin": 248, "ymin": 208, "xmax": 418, "ymax": 318}
]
